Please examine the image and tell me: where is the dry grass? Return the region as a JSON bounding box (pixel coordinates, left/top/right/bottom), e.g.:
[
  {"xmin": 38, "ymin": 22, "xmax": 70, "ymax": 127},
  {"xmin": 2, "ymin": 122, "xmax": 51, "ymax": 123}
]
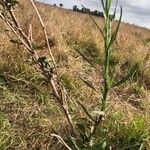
[{"xmin": 0, "ymin": 1, "xmax": 150, "ymax": 149}]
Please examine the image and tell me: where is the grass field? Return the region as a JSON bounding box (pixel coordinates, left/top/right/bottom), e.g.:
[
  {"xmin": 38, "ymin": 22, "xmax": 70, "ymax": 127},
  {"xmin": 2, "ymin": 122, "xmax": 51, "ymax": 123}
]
[{"xmin": 0, "ymin": 1, "xmax": 150, "ymax": 149}]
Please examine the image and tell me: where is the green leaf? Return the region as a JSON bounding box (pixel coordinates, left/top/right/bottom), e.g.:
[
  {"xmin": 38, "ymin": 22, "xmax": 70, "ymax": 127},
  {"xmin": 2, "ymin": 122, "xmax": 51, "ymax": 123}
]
[
  {"xmin": 101, "ymin": 0, "xmax": 106, "ymax": 18},
  {"xmin": 105, "ymin": 0, "xmax": 112, "ymax": 17},
  {"xmin": 9, "ymin": 39, "xmax": 22, "ymax": 45},
  {"xmin": 32, "ymin": 43, "xmax": 45, "ymax": 50},
  {"xmin": 92, "ymin": 141, "xmax": 107, "ymax": 150},
  {"xmin": 75, "ymin": 48, "xmax": 101, "ymax": 73},
  {"xmin": 101, "ymin": 0, "xmax": 105, "ymax": 10},
  {"xmin": 81, "ymin": 5, "xmax": 104, "ymax": 37},
  {"xmin": 109, "ymin": 6, "xmax": 122, "ymax": 47},
  {"xmin": 77, "ymin": 101, "xmax": 95, "ymax": 122},
  {"xmin": 76, "ymin": 123, "xmax": 89, "ymax": 142},
  {"xmin": 111, "ymin": 0, "xmax": 118, "ymax": 21},
  {"xmin": 76, "ymin": 123, "xmax": 86, "ymax": 134},
  {"xmin": 4, "ymin": 0, "xmax": 19, "ymax": 10},
  {"xmin": 79, "ymin": 76, "xmax": 99, "ymax": 94},
  {"xmin": 106, "ymin": 6, "xmax": 122, "ymax": 51},
  {"xmin": 38, "ymin": 56, "xmax": 46, "ymax": 63},
  {"xmin": 105, "ymin": 0, "xmax": 108, "ymax": 12},
  {"xmin": 69, "ymin": 136, "xmax": 81, "ymax": 150},
  {"xmin": 112, "ymin": 64, "xmax": 138, "ymax": 88}
]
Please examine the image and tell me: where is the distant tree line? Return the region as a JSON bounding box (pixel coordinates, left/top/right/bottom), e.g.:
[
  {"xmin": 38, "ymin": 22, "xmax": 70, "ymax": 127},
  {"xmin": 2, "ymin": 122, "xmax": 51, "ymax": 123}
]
[
  {"xmin": 73, "ymin": 5, "xmax": 114, "ymax": 20},
  {"xmin": 53, "ymin": 4, "xmax": 114, "ymax": 20},
  {"xmin": 73, "ymin": 5, "xmax": 104, "ymax": 17}
]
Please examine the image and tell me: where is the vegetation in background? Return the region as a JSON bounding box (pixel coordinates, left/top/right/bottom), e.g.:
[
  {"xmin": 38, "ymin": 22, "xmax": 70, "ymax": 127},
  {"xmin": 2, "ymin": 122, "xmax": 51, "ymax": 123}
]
[{"xmin": 0, "ymin": 0, "xmax": 149, "ymax": 149}]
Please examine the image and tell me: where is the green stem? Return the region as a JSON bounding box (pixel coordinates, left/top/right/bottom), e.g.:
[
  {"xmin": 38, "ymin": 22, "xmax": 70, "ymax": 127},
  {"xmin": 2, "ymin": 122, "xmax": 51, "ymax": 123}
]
[{"xmin": 89, "ymin": 2, "xmax": 112, "ymax": 141}]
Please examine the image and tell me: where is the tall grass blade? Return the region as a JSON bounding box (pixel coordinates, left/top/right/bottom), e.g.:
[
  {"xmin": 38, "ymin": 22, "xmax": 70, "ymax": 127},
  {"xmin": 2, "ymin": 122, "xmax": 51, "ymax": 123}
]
[
  {"xmin": 101, "ymin": 0, "xmax": 106, "ymax": 19},
  {"xmin": 81, "ymin": 5, "xmax": 104, "ymax": 37},
  {"xmin": 77, "ymin": 101, "xmax": 95, "ymax": 122},
  {"xmin": 112, "ymin": 64, "xmax": 137, "ymax": 88},
  {"xmin": 109, "ymin": 6, "xmax": 122, "ymax": 47},
  {"xmin": 111, "ymin": 0, "xmax": 118, "ymax": 20},
  {"xmin": 79, "ymin": 76, "xmax": 99, "ymax": 94},
  {"xmin": 75, "ymin": 48, "xmax": 101, "ymax": 73},
  {"xmin": 106, "ymin": 6, "xmax": 122, "ymax": 52},
  {"xmin": 101, "ymin": 0, "xmax": 105, "ymax": 10},
  {"xmin": 69, "ymin": 137, "xmax": 81, "ymax": 150}
]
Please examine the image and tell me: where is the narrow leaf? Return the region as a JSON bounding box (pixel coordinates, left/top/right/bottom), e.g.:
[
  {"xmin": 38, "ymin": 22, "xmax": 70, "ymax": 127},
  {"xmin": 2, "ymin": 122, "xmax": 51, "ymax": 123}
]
[
  {"xmin": 92, "ymin": 141, "xmax": 107, "ymax": 150},
  {"xmin": 101, "ymin": 0, "xmax": 105, "ymax": 11},
  {"xmin": 111, "ymin": 0, "xmax": 118, "ymax": 21},
  {"xmin": 109, "ymin": 6, "xmax": 122, "ymax": 46},
  {"xmin": 106, "ymin": 6, "xmax": 122, "ymax": 52},
  {"xmin": 38, "ymin": 56, "xmax": 46, "ymax": 63},
  {"xmin": 88, "ymin": 14, "xmax": 104, "ymax": 37},
  {"xmin": 77, "ymin": 101, "xmax": 95, "ymax": 122},
  {"xmin": 75, "ymin": 48, "xmax": 101, "ymax": 73},
  {"xmin": 10, "ymin": 39, "xmax": 22, "ymax": 45},
  {"xmin": 32, "ymin": 43, "xmax": 45, "ymax": 50},
  {"xmin": 79, "ymin": 76, "xmax": 99, "ymax": 94},
  {"xmin": 105, "ymin": 0, "xmax": 108, "ymax": 11},
  {"xmin": 76, "ymin": 123, "xmax": 89, "ymax": 142},
  {"xmin": 112, "ymin": 64, "xmax": 138, "ymax": 88},
  {"xmin": 69, "ymin": 137, "xmax": 81, "ymax": 150},
  {"xmin": 81, "ymin": 5, "xmax": 104, "ymax": 37},
  {"xmin": 76, "ymin": 123, "xmax": 86, "ymax": 134},
  {"xmin": 101, "ymin": 0, "xmax": 106, "ymax": 18}
]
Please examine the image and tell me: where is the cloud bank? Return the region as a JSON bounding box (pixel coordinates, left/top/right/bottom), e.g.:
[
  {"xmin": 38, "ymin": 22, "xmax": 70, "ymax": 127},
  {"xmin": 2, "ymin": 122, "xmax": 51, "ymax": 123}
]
[{"xmin": 39, "ymin": 0, "xmax": 150, "ymax": 29}]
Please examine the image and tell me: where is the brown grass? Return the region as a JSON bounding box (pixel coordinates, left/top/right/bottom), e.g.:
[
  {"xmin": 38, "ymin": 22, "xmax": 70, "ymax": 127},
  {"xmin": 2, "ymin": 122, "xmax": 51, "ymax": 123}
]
[{"xmin": 0, "ymin": 1, "xmax": 150, "ymax": 149}]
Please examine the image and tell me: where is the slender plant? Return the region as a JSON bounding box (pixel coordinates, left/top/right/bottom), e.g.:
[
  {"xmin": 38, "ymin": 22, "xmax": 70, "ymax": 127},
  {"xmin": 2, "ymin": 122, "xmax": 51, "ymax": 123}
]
[
  {"xmin": 0, "ymin": 0, "xmax": 138, "ymax": 149},
  {"xmin": 69, "ymin": 0, "xmax": 138, "ymax": 149}
]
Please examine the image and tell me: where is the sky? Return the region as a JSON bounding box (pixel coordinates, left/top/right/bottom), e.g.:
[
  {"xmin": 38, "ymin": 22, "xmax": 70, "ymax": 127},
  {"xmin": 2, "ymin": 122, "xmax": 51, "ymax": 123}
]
[{"xmin": 38, "ymin": 0, "xmax": 150, "ymax": 29}]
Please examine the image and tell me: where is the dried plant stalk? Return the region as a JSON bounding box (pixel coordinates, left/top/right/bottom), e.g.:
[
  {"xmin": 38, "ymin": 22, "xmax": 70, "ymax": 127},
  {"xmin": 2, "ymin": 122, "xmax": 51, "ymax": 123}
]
[{"xmin": 0, "ymin": 0, "xmax": 74, "ymax": 132}]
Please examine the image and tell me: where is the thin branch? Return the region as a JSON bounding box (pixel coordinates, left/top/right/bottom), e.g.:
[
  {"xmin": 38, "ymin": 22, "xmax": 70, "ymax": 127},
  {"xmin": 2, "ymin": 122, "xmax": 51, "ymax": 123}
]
[
  {"xmin": 29, "ymin": 0, "xmax": 56, "ymax": 68},
  {"xmin": 0, "ymin": 14, "xmax": 31, "ymax": 51},
  {"xmin": 9, "ymin": 10, "xmax": 33, "ymax": 48},
  {"xmin": 0, "ymin": 0, "xmax": 75, "ymax": 133},
  {"xmin": 51, "ymin": 134, "xmax": 72, "ymax": 150},
  {"xmin": 29, "ymin": 0, "xmax": 75, "ymax": 130}
]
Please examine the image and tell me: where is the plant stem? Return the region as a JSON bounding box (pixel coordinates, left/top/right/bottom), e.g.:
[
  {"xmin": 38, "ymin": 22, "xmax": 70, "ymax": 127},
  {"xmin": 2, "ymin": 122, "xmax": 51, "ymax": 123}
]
[{"xmin": 89, "ymin": 0, "xmax": 112, "ymax": 141}]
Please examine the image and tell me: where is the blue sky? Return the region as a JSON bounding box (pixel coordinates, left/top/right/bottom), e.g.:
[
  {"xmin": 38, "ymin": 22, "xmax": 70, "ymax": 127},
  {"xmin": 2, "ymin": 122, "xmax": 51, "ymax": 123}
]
[{"xmin": 38, "ymin": 0, "xmax": 150, "ymax": 29}]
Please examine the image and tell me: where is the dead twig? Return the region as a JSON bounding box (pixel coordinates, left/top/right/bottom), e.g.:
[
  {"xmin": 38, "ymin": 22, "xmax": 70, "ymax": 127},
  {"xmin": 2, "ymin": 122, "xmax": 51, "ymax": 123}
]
[{"xmin": 0, "ymin": 0, "xmax": 74, "ymax": 132}]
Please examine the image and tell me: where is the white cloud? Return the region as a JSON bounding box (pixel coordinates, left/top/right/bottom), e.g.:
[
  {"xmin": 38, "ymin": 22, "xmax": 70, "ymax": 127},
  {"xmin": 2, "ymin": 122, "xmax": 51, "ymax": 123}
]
[
  {"xmin": 118, "ymin": 0, "xmax": 150, "ymax": 28},
  {"xmin": 121, "ymin": 0, "xmax": 149, "ymax": 9},
  {"xmin": 38, "ymin": 0, "xmax": 150, "ymax": 29}
]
